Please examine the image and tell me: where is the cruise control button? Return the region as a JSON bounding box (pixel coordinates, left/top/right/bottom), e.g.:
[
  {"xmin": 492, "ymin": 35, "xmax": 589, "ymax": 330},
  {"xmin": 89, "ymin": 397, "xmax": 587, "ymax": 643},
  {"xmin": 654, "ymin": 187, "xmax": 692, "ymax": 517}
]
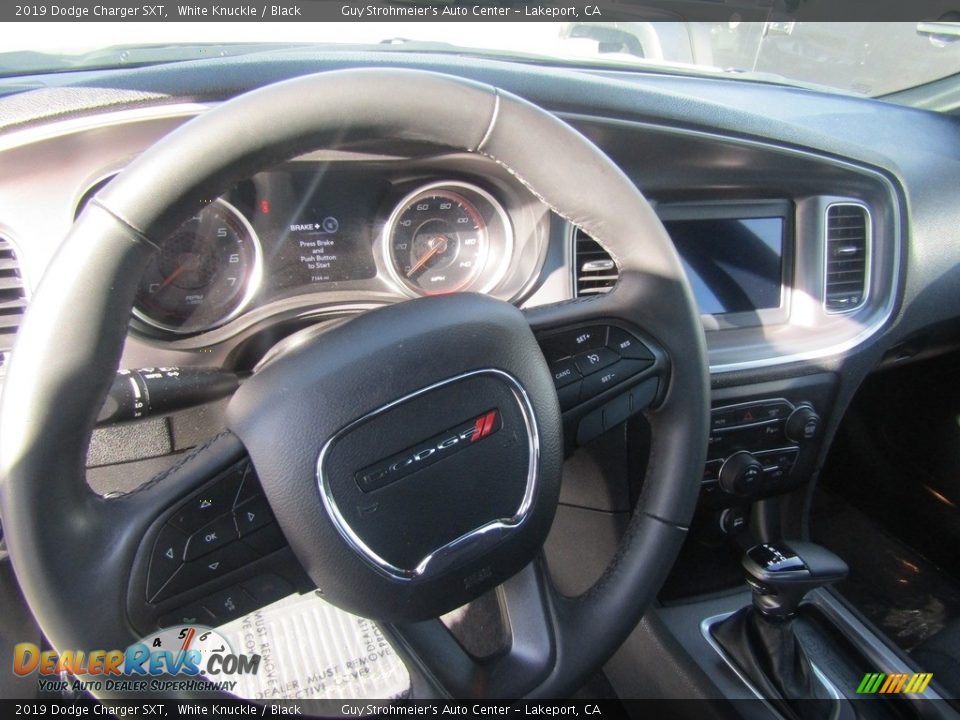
[
  {"xmin": 549, "ymin": 358, "xmax": 581, "ymax": 389},
  {"xmin": 234, "ymin": 496, "xmax": 274, "ymax": 537},
  {"xmin": 539, "ymin": 326, "xmax": 607, "ymax": 361},
  {"xmin": 574, "ymin": 347, "xmax": 619, "ymax": 376},
  {"xmin": 606, "ymin": 327, "xmax": 654, "ymax": 361},
  {"xmin": 184, "ymin": 514, "xmax": 238, "ymax": 562},
  {"xmin": 580, "ymin": 359, "xmax": 651, "ymax": 400},
  {"xmin": 169, "ymin": 466, "xmax": 245, "ymax": 533},
  {"xmin": 148, "ymin": 525, "xmax": 189, "ymax": 600}
]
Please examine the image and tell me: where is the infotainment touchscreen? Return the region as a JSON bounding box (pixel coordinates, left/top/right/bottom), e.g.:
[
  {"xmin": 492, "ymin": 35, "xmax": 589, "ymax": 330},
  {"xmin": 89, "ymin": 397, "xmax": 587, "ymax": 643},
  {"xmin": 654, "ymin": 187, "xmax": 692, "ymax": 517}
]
[{"xmin": 662, "ymin": 215, "xmax": 785, "ymax": 316}]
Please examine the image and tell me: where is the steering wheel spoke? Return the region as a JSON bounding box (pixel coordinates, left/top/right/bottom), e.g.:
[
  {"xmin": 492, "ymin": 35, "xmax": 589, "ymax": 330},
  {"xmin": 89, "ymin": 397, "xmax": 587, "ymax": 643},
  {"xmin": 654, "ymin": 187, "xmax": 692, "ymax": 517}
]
[
  {"xmin": 525, "ymin": 296, "xmax": 669, "ymax": 451},
  {"xmin": 391, "ymin": 557, "xmax": 558, "ymax": 699},
  {"xmin": 122, "ymin": 432, "xmax": 310, "ymax": 635}
]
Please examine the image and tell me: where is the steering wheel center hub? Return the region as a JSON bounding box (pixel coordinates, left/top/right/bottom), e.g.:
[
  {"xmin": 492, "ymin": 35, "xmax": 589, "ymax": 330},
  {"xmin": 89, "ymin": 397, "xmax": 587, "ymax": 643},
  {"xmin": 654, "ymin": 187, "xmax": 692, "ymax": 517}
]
[
  {"xmin": 318, "ymin": 368, "xmax": 539, "ymax": 581},
  {"xmin": 226, "ymin": 293, "xmax": 563, "ymax": 621}
]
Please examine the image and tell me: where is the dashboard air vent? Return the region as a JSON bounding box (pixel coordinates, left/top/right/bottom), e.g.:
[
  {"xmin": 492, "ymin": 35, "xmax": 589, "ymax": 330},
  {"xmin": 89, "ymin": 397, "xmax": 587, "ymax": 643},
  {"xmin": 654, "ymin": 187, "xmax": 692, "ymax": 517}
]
[
  {"xmin": 824, "ymin": 204, "xmax": 869, "ymax": 313},
  {"xmin": 574, "ymin": 227, "xmax": 619, "ymax": 296},
  {"xmin": 0, "ymin": 235, "xmax": 27, "ymax": 359}
]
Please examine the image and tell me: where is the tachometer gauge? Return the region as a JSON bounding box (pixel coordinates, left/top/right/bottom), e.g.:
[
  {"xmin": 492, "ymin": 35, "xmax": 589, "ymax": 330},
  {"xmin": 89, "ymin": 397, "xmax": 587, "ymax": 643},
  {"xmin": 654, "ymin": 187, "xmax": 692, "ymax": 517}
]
[
  {"xmin": 385, "ymin": 182, "xmax": 513, "ymax": 296},
  {"xmin": 134, "ymin": 199, "xmax": 262, "ymax": 335}
]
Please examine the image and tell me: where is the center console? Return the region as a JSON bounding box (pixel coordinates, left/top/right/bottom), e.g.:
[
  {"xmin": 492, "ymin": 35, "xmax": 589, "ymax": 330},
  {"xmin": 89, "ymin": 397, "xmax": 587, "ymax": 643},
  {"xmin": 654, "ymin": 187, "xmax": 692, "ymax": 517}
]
[{"xmin": 704, "ymin": 397, "xmax": 820, "ymax": 502}]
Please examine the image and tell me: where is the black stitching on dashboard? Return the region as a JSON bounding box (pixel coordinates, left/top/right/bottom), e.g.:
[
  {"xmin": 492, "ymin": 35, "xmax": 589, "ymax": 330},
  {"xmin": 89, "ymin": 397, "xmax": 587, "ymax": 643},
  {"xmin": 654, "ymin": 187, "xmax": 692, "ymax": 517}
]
[{"xmin": 104, "ymin": 429, "xmax": 234, "ymax": 499}]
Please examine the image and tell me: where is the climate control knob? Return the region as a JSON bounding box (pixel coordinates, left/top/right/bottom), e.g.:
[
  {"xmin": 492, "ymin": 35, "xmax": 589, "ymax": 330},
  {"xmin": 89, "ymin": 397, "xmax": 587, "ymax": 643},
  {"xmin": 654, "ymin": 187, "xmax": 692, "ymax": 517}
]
[
  {"xmin": 785, "ymin": 405, "xmax": 820, "ymax": 443},
  {"xmin": 719, "ymin": 451, "xmax": 764, "ymax": 496}
]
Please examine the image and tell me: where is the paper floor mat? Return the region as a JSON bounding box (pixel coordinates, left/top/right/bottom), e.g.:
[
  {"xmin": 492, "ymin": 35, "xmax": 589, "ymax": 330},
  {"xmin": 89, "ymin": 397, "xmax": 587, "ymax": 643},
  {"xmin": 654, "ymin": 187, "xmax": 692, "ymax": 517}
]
[{"xmin": 211, "ymin": 591, "xmax": 411, "ymax": 701}]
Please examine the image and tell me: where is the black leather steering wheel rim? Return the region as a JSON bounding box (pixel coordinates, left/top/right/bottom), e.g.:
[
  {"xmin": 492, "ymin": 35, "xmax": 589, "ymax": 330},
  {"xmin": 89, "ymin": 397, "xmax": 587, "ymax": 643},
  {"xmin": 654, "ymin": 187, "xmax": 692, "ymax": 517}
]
[{"xmin": 0, "ymin": 68, "xmax": 709, "ymax": 699}]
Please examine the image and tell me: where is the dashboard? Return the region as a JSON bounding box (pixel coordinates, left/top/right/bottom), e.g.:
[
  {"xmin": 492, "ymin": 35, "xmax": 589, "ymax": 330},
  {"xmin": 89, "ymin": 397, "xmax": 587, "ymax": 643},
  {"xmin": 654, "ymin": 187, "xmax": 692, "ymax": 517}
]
[
  {"xmin": 4, "ymin": 49, "xmax": 960, "ymax": 652},
  {"xmin": 2, "ymin": 51, "xmax": 960, "ymax": 511}
]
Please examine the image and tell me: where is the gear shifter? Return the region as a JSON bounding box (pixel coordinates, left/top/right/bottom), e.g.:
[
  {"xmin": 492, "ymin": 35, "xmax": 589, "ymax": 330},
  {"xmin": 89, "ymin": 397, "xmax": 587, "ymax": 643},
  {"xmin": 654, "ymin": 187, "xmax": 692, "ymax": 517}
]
[
  {"xmin": 742, "ymin": 541, "xmax": 849, "ymax": 619},
  {"xmin": 711, "ymin": 541, "xmax": 848, "ymax": 720}
]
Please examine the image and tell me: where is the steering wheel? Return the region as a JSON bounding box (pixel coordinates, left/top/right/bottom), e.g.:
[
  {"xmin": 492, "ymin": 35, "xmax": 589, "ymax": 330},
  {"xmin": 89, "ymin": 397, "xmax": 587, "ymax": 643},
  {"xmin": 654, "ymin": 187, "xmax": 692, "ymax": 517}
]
[{"xmin": 0, "ymin": 69, "xmax": 708, "ymax": 699}]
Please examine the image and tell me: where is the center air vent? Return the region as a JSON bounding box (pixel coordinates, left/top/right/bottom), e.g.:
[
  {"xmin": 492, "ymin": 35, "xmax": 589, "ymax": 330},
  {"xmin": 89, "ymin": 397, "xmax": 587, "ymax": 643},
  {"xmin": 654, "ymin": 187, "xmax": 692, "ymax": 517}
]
[
  {"xmin": 0, "ymin": 235, "xmax": 27, "ymax": 364},
  {"xmin": 574, "ymin": 227, "xmax": 619, "ymax": 296},
  {"xmin": 824, "ymin": 203, "xmax": 870, "ymax": 313}
]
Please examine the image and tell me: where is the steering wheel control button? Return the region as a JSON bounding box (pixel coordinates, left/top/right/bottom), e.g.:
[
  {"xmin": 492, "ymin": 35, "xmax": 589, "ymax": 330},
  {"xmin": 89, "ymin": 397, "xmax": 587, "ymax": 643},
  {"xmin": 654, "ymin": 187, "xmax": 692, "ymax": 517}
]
[
  {"xmin": 234, "ymin": 496, "xmax": 274, "ymax": 536},
  {"xmin": 157, "ymin": 602, "xmax": 215, "ymax": 629},
  {"xmin": 204, "ymin": 586, "xmax": 256, "ymax": 622},
  {"xmin": 169, "ymin": 465, "xmax": 245, "ymax": 532},
  {"xmin": 580, "ymin": 358, "xmax": 650, "ymax": 400},
  {"xmin": 575, "ymin": 378, "xmax": 659, "ymax": 444},
  {"xmin": 549, "ymin": 358, "xmax": 581, "ymax": 388},
  {"xmin": 184, "ymin": 514, "xmax": 238, "ymax": 562},
  {"xmin": 557, "ymin": 381, "xmax": 581, "ymax": 411},
  {"xmin": 160, "ymin": 546, "xmax": 245, "ymax": 599},
  {"xmin": 539, "ymin": 325, "xmax": 607, "ymax": 361},
  {"xmin": 240, "ymin": 524, "xmax": 286, "ymax": 556},
  {"xmin": 605, "ymin": 327, "xmax": 654, "ymax": 361},
  {"xmin": 234, "ymin": 463, "xmax": 262, "ymax": 507},
  {"xmin": 242, "ymin": 574, "xmax": 293, "ymax": 604},
  {"xmin": 573, "ymin": 347, "xmax": 619, "ymax": 376},
  {"xmin": 148, "ymin": 525, "xmax": 189, "ymax": 599},
  {"xmin": 576, "ymin": 406, "xmax": 605, "ymax": 445}
]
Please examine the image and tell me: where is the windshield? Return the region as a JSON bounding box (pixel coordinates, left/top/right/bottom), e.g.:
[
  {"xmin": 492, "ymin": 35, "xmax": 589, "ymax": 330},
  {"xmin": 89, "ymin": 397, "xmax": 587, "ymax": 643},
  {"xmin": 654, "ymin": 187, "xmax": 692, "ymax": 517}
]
[{"xmin": 4, "ymin": 21, "xmax": 960, "ymax": 97}]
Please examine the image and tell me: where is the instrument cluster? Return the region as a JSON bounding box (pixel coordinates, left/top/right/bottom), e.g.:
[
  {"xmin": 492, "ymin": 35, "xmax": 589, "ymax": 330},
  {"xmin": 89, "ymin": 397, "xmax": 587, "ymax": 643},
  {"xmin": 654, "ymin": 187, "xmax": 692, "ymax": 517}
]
[{"xmin": 79, "ymin": 161, "xmax": 545, "ymax": 339}]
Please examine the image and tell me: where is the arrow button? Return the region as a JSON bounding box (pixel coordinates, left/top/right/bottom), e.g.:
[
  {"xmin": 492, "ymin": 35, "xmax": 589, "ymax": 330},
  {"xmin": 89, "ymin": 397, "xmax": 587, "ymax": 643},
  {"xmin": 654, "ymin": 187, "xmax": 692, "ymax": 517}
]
[
  {"xmin": 147, "ymin": 525, "xmax": 188, "ymax": 600},
  {"xmin": 234, "ymin": 496, "xmax": 275, "ymax": 537}
]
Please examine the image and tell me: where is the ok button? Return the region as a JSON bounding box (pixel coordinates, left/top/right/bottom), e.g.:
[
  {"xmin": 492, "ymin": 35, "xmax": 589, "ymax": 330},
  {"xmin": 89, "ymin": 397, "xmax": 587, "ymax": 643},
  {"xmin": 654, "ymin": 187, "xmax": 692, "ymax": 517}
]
[{"xmin": 184, "ymin": 514, "xmax": 238, "ymax": 562}]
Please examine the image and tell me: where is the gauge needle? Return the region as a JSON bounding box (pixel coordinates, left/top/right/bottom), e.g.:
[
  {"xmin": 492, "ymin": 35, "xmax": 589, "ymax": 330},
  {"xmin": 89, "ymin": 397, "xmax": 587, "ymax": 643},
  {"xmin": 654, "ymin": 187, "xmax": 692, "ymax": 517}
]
[
  {"xmin": 407, "ymin": 236, "xmax": 448, "ymax": 278},
  {"xmin": 156, "ymin": 263, "xmax": 188, "ymax": 292}
]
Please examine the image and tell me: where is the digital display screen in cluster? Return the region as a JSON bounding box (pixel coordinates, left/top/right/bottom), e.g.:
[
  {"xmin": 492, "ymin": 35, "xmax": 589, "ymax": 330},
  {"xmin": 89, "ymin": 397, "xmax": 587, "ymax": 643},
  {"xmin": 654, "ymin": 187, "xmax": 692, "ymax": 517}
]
[{"xmin": 250, "ymin": 171, "xmax": 382, "ymax": 290}]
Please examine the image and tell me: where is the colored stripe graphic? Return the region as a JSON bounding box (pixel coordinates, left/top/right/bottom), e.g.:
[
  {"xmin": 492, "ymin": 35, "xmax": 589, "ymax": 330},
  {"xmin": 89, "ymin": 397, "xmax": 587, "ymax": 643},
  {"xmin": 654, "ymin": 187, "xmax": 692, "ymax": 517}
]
[{"xmin": 857, "ymin": 672, "xmax": 933, "ymax": 694}]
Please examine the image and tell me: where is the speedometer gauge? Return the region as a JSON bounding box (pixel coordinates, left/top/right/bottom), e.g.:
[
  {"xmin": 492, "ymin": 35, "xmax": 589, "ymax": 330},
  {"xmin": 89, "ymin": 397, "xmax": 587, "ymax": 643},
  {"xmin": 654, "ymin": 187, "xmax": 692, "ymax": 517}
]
[
  {"xmin": 385, "ymin": 182, "xmax": 513, "ymax": 296},
  {"xmin": 133, "ymin": 199, "xmax": 262, "ymax": 335}
]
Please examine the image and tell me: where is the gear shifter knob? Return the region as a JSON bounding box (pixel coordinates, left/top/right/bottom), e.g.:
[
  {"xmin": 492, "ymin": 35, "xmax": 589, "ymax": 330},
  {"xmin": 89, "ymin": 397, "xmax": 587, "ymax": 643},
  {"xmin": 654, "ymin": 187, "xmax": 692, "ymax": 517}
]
[{"xmin": 743, "ymin": 541, "xmax": 848, "ymax": 619}]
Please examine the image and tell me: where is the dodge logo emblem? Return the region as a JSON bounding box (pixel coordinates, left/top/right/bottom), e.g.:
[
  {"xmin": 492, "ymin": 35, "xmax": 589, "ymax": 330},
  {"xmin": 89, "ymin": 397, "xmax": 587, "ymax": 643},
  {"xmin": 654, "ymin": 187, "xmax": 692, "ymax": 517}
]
[{"xmin": 355, "ymin": 409, "xmax": 501, "ymax": 492}]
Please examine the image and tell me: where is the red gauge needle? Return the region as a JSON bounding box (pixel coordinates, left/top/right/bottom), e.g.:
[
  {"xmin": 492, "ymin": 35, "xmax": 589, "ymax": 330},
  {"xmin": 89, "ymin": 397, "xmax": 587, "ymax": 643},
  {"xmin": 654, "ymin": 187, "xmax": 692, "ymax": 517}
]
[
  {"xmin": 156, "ymin": 263, "xmax": 188, "ymax": 292},
  {"xmin": 406, "ymin": 236, "xmax": 449, "ymax": 278}
]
